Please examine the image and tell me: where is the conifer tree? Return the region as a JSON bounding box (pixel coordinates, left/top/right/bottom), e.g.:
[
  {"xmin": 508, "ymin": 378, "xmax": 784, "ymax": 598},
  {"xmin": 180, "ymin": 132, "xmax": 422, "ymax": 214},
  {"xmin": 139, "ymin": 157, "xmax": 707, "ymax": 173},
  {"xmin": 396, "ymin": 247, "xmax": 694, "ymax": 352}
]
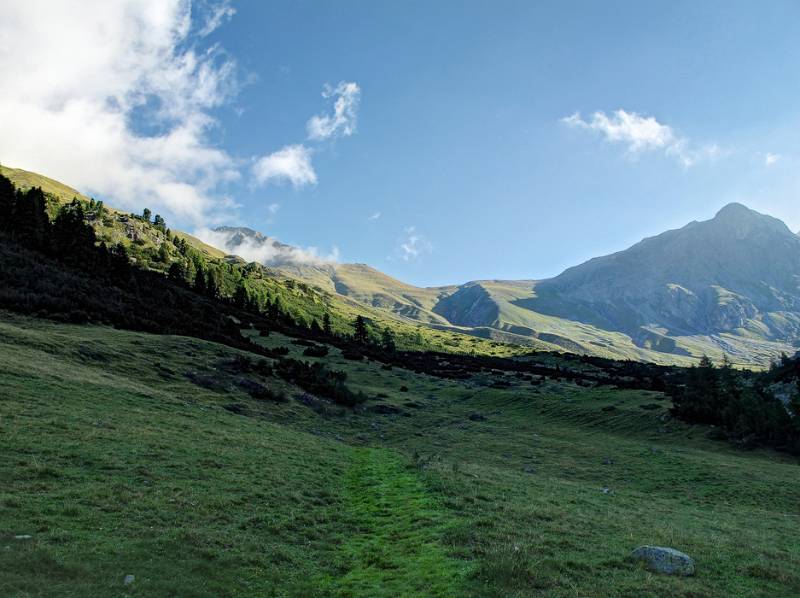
[
  {"xmin": 0, "ymin": 174, "xmax": 16, "ymax": 232},
  {"xmin": 353, "ymin": 315, "xmax": 369, "ymax": 344},
  {"xmin": 194, "ymin": 268, "xmax": 207, "ymax": 294},
  {"xmin": 322, "ymin": 312, "xmax": 332, "ymax": 336},
  {"xmin": 381, "ymin": 327, "xmax": 396, "ymax": 353}
]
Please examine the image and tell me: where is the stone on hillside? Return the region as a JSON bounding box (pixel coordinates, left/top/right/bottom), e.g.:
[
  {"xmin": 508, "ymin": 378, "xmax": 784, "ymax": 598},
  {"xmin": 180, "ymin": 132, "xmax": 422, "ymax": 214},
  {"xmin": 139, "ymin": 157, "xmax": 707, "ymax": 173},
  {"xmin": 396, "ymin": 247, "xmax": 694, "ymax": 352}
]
[
  {"xmin": 631, "ymin": 546, "xmax": 695, "ymax": 576},
  {"xmin": 123, "ymin": 574, "xmax": 135, "ymax": 585}
]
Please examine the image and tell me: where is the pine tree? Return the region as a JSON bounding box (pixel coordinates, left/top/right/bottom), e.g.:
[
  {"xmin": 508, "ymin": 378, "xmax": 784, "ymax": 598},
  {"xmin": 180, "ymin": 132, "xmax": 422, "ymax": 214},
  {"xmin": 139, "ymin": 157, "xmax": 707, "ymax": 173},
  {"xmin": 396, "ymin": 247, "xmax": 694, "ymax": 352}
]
[
  {"xmin": 167, "ymin": 261, "xmax": 185, "ymax": 284},
  {"xmin": 108, "ymin": 243, "xmax": 131, "ymax": 283},
  {"xmin": 142, "ymin": 208, "xmax": 151, "ymax": 222},
  {"xmin": 0, "ymin": 174, "xmax": 16, "ymax": 232},
  {"xmin": 157, "ymin": 242, "xmax": 170, "ymax": 263},
  {"xmin": 381, "ymin": 327, "xmax": 396, "ymax": 353},
  {"xmin": 52, "ymin": 200, "xmax": 96, "ymax": 266},
  {"xmin": 205, "ymin": 269, "xmax": 219, "ymax": 298},
  {"xmin": 194, "ymin": 269, "xmax": 207, "ymax": 294},
  {"xmin": 13, "ymin": 187, "xmax": 51, "ymax": 250},
  {"xmin": 234, "ymin": 281, "xmax": 248, "ymax": 309},
  {"xmin": 353, "ymin": 315, "xmax": 369, "ymax": 344},
  {"xmin": 322, "ymin": 312, "xmax": 332, "ymax": 336},
  {"xmin": 310, "ymin": 319, "xmax": 322, "ymax": 336}
]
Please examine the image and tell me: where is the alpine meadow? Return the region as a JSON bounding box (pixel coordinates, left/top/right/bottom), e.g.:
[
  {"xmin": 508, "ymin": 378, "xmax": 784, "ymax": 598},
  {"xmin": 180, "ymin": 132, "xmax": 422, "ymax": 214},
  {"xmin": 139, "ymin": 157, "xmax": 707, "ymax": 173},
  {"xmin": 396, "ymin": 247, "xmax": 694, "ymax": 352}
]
[{"xmin": 1, "ymin": 2, "xmax": 800, "ymax": 597}]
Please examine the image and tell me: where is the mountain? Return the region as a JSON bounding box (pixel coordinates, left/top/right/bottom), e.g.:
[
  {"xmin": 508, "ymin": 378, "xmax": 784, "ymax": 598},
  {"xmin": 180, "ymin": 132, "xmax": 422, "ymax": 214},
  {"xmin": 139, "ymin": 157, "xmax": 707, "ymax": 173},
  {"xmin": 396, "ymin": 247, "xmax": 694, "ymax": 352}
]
[
  {"xmin": 5, "ymin": 163, "xmax": 797, "ymax": 365},
  {"xmin": 531, "ymin": 203, "xmax": 800, "ymax": 340},
  {"xmin": 219, "ymin": 204, "xmax": 800, "ymax": 365},
  {"xmin": 0, "ymin": 165, "xmax": 537, "ymax": 357}
]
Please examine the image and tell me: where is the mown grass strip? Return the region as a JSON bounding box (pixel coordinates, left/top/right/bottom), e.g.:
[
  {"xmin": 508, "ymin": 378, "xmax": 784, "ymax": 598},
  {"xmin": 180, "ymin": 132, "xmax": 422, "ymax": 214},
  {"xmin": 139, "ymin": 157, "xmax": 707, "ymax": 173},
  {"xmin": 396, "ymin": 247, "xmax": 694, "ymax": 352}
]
[{"xmin": 320, "ymin": 447, "xmax": 468, "ymax": 597}]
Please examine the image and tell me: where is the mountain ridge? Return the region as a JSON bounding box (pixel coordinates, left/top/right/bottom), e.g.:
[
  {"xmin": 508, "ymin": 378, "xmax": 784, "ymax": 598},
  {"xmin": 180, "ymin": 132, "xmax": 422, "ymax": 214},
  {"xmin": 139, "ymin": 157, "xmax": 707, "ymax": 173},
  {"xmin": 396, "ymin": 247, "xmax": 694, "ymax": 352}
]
[{"xmin": 4, "ymin": 163, "xmax": 797, "ymax": 365}]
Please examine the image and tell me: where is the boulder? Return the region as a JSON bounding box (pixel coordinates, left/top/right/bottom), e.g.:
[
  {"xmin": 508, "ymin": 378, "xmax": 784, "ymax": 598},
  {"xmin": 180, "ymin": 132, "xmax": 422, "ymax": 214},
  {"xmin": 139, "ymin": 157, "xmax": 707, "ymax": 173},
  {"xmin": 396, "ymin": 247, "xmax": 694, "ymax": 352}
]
[{"xmin": 631, "ymin": 545, "xmax": 695, "ymax": 576}]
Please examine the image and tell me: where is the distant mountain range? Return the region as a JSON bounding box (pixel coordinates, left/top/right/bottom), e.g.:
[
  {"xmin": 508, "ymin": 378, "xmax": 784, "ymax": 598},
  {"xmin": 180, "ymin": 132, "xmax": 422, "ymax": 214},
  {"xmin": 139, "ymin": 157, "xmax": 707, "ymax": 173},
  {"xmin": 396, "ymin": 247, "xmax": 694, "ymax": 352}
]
[
  {"xmin": 4, "ymin": 163, "xmax": 798, "ymax": 365},
  {"xmin": 209, "ymin": 204, "xmax": 800, "ymax": 365}
]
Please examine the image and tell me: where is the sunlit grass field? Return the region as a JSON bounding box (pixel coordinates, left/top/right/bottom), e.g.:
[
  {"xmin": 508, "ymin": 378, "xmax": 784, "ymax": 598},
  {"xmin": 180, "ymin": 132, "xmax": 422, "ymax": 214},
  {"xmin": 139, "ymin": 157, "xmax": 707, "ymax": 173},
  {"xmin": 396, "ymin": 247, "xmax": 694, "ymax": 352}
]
[{"xmin": 1, "ymin": 312, "xmax": 799, "ymax": 596}]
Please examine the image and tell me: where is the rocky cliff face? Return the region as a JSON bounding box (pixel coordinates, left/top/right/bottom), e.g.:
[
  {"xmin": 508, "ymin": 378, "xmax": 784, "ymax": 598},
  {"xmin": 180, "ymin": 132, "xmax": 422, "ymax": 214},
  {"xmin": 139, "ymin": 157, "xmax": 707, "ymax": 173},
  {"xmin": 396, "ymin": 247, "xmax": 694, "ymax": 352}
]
[{"xmin": 433, "ymin": 283, "xmax": 499, "ymax": 327}]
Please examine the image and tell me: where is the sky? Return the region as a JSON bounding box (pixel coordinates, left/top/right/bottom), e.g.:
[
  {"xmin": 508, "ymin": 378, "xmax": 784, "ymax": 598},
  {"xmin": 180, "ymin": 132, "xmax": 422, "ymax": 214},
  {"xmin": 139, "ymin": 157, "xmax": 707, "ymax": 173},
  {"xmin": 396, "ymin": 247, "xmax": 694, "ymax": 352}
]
[{"xmin": 1, "ymin": 0, "xmax": 799, "ymax": 287}]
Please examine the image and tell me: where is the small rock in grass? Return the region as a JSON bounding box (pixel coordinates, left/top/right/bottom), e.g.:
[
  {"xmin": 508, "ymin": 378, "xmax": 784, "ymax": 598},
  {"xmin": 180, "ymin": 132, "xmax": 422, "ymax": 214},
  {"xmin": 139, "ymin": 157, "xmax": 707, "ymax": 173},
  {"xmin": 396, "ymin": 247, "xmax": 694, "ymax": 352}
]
[
  {"xmin": 123, "ymin": 575, "xmax": 135, "ymax": 585},
  {"xmin": 601, "ymin": 486, "xmax": 613, "ymax": 494},
  {"xmin": 631, "ymin": 545, "xmax": 695, "ymax": 576},
  {"xmin": 602, "ymin": 457, "xmax": 614, "ymax": 465},
  {"xmin": 14, "ymin": 535, "xmax": 32, "ymax": 540}
]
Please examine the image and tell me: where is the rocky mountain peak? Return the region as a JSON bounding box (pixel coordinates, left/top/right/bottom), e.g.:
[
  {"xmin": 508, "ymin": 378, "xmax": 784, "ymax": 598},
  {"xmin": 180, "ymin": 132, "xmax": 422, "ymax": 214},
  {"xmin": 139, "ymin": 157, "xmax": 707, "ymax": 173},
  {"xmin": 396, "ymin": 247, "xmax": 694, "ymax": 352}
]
[{"xmin": 710, "ymin": 202, "xmax": 791, "ymax": 237}]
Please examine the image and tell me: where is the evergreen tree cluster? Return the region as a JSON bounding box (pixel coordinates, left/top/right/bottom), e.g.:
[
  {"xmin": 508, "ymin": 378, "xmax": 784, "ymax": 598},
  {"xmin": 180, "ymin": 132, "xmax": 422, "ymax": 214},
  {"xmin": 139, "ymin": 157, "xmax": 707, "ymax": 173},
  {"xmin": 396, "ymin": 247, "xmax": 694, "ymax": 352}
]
[
  {"xmin": 0, "ymin": 174, "xmax": 390, "ymax": 356},
  {"xmin": 668, "ymin": 355, "xmax": 800, "ymax": 454}
]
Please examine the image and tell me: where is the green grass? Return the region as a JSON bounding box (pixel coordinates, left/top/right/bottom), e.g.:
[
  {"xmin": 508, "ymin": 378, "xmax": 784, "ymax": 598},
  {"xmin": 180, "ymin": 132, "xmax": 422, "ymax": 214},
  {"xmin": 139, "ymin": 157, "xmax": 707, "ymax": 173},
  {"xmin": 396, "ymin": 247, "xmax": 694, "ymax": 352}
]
[{"xmin": 2, "ymin": 312, "xmax": 800, "ymax": 596}]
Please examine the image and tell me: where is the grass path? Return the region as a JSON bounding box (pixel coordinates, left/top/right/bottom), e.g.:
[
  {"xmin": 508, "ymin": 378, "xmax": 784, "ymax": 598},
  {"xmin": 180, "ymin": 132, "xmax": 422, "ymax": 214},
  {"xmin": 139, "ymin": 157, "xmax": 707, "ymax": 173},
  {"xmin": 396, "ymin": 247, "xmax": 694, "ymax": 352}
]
[{"xmin": 320, "ymin": 448, "xmax": 468, "ymax": 597}]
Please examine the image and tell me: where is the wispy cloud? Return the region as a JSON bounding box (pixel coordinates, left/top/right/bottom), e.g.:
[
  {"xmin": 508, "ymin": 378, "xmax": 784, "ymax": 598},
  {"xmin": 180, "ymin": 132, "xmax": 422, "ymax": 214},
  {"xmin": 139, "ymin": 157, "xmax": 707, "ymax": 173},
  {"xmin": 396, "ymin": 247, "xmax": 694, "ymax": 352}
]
[
  {"xmin": 399, "ymin": 226, "xmax": 431, "ymax": 262},
  {"xmin": 765, "ymin": 152, "xmax": 781, "ymax": 167},
  {"xmin": 368, "ymin": 211, "xmax": 381, "ymax": 221},
  {"xmin": 306, "ymin": 81, "xmax": 361, "ymax": 140},
  {"xmin": 252, "ymin": 145, "xmax": 317, "ymax": 188},
  {"xmin": 197, "ymin": 0, "xmax": 236, "ymax": 37},
  {"xmin": 561, "ymin": 109, "xmax": 719, "ymax": 167}
]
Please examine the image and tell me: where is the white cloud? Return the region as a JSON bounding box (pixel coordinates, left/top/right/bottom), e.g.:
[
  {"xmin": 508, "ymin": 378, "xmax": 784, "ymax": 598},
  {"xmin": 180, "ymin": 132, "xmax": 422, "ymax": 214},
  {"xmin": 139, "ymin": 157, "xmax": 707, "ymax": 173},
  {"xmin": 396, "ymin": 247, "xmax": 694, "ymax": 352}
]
[
  {"xmin": 0, "ymin": 0, "xmax": 243, "ymax": 225},
  {"xmin": 368, "ymin": 211, "xmax": 381, "ymax": 221},
  {"xmin": 252, "ymin": 145, "xmax": 317, "ymax": 188},
  {"xmin": 195, "ymin": 227, "xmax": 340, "ymax": 266},
  {"xmin": 561, "ymin": 110, "xmax": 718, "ymax": 167},
  {"xmin": 306, "ymin": 81, "xmax": 361, "ymax": 140},
  {"xmin": 765, "ymin": 152, "xmax": 781, "ymax": 167},
  {"xmin": 399, "ymin": 226, "xmax": 431, "ymax": 262},
  {"xmin": 197, "ymin": 0, "xmax": 236, "ymax": 37},
  {"xmin": 268, "ymin": 203, "xmax": 280, "ymax": 214}
]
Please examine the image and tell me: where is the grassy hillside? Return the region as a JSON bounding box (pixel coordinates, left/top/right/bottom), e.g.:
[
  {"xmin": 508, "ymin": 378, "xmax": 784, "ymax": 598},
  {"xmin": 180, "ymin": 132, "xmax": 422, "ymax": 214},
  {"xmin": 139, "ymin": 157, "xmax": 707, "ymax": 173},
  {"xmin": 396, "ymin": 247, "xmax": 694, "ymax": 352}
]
[
  {"xmin": 2, "ymin": 311, "xmax": 799, "ymax": 596},
  {"xmin": 0, "ymin": 165, "xmax": 537, "ymax": 357}
]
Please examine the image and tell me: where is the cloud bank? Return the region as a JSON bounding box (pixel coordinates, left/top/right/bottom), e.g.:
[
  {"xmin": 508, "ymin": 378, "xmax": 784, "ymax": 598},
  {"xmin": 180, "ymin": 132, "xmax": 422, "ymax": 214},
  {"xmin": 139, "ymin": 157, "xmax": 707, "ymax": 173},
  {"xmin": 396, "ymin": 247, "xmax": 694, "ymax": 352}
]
[
  {"xmin": 562, "ymin": 110, "xmax": 718, "ymax": 167},
  {"xmin": 196, "ymin": 227, "xmax": 340, "ymax": 266},
  {"xmin": 0, "ymin": 0, "xmax": 241, "ymax": 225}
]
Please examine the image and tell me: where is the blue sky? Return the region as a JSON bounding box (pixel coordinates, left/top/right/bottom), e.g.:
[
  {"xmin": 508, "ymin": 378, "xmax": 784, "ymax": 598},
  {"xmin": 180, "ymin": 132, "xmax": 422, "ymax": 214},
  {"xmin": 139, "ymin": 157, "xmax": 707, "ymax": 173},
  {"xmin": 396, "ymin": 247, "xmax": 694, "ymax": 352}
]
[{"xmin": 2, "ymin": 1, "xmax": 799, "ymax": 286}]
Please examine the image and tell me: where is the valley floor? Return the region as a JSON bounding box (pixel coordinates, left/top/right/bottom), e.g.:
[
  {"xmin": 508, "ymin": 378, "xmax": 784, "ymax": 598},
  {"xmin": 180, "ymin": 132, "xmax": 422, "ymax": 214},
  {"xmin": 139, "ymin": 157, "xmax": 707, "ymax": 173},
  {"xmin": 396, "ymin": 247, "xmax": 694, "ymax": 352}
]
[{"xmin": 1, "ymin": 313, "xmax": 799, "ymax": 597}]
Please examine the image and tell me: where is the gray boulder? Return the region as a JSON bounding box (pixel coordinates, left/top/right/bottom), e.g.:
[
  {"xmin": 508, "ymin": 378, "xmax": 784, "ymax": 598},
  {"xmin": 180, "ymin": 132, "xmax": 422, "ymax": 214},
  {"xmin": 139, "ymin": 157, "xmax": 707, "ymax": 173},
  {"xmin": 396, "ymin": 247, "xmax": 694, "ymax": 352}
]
[{"xmin": 631, "ymin": 546, "xmax": 695, "ymax": 576}]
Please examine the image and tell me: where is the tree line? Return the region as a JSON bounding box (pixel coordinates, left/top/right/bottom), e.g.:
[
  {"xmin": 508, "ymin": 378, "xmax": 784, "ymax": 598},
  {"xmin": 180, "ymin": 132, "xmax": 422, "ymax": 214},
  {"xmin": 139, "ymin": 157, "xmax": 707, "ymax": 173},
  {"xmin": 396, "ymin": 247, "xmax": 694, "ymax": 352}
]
[{"xmin": 667, "ymin": 354, "xmax": 800, "ymax": 454}]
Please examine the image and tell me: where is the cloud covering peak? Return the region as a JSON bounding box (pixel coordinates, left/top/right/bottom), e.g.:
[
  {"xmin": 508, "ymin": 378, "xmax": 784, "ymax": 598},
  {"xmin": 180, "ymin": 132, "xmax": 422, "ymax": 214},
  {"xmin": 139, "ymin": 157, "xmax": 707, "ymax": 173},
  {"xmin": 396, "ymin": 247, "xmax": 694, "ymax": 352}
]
[{"xmin": 196, "ymin": 226, "xmax": 340, "ymax": 266}]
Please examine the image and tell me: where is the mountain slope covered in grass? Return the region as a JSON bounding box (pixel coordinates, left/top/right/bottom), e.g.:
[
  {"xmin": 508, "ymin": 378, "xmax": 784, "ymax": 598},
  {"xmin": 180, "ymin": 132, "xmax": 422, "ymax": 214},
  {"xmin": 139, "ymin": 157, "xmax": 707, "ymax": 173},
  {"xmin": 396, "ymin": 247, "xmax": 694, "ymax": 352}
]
[
  {"xmin": 212, "ymin": 208, "xmax": 800, "ymax": 366},
  {"xmin": 0, "ymin": 165, "xmax": 535, "ymax": 357}
]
